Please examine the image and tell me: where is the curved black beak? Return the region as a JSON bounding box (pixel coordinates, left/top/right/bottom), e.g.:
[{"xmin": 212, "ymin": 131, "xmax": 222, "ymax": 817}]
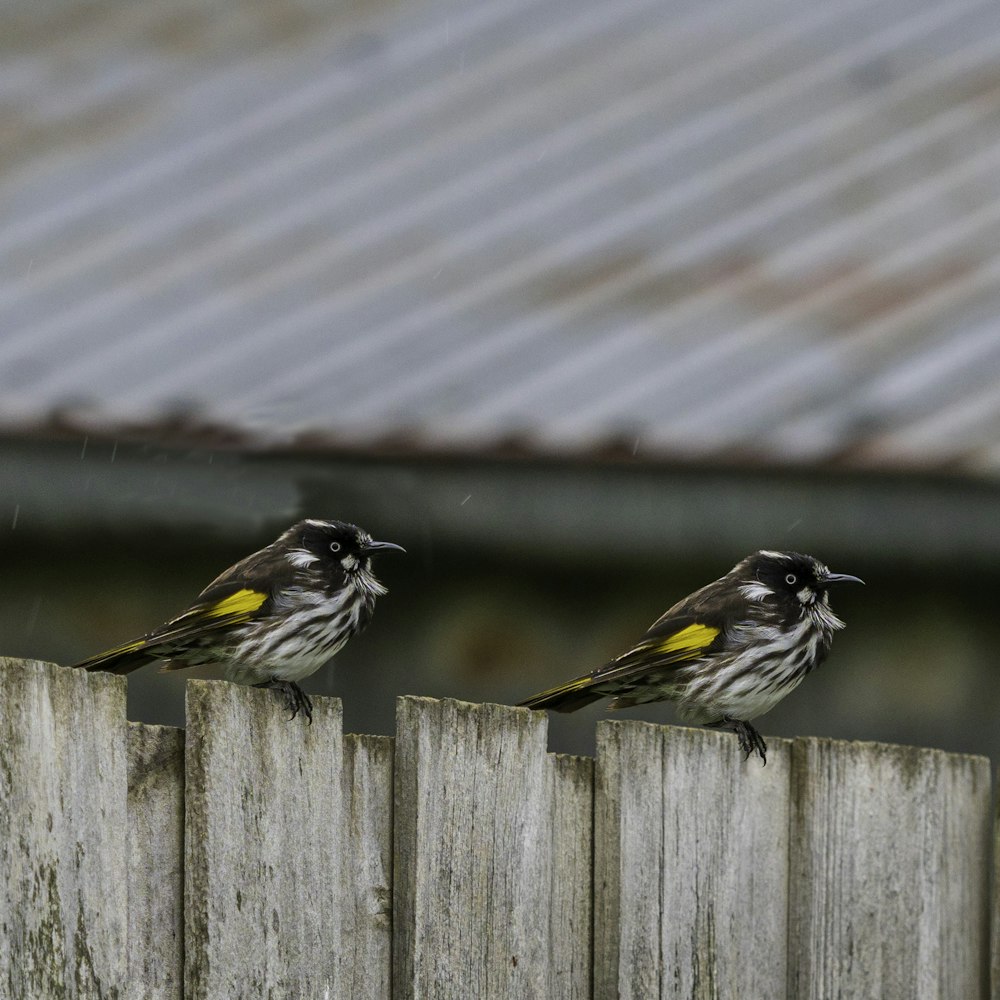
[
  {"xmin": 823, "ymin": 571, "xmax": 864, "ymax": 585},
  {"xmin": 363, "ymin": 539, "xmax": 406, "ymax": 554}
]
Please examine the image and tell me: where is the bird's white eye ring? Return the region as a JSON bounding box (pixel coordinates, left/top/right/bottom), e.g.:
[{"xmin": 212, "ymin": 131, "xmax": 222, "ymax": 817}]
[
  {"xmin": 329, "ymin": 542, "xmax": 342, "ymax": 553},
  {"xmin": 785, "ymin": 573, "xmax": 797, "ymax": 585}
]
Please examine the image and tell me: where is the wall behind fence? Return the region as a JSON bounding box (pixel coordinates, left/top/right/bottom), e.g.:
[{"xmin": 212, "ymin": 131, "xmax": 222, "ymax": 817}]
[{"xmin": 0, "ymin": 658, "xmax": 995, "ymax": 1000}]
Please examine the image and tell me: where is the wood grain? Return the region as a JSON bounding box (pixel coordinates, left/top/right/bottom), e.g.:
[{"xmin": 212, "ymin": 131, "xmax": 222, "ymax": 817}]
[
  {"xmin": 0, "ymin": 663, "xmax": 994, "ymax": 999},
  {"xmin": 548, "ymin": 752, "xmax": 593, "ymax": 1000},
  {"xmin": 595, "ymin": 720, "xmax": 791, "ymax": 1000},
  {"xmin": 0, "ymin": 658, "xmax": 128, "ymax": 999},
  {"xmin": 341, "ymin": 733, "xmax": 394, "ymax": 1000},
  {"xmin": 789, "ymin": 737, "xmax": 992, "ymax": 1000},
  {"xmin": 127, "ymin": 722, "xmax": 184, "ymax": 1000},
  {"xmin": 393, "ymin": 697, "xmax": 552, "ymax": 1000},
  {"xmin": 184, "ymin": 679, "xmax": 346, "ymax": 999}
]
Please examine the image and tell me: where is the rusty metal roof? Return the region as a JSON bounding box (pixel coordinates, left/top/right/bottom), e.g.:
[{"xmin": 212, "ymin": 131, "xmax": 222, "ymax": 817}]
[{"xmin": 2, "ymin": 0, "xmax": 1000, "ymax": 474}]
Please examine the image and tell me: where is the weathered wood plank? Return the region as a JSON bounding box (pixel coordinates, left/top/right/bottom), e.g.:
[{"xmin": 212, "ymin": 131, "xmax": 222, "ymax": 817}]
[
  {"xmin": 341, "ymin": 733, "xmax": 393, "ymax": 1000},
  {"xmin": 994, "ymin": 768, "xmax": 1000, "ymax": 1000},
  {"xmin": 789, "ymin": 738, "xmax": 992, "ymax": 1000},
  {"xmin": 126, "ymin": 723, "xmax": 184, "ymax": 1000},
  {"xmin": 548, "ymin": 753, "xmax": 593, "ymax": 1000},
  {"xmin": 393, "ymin": 697, "xmax": 552, "ymax": 1000},
  {"xmin": 0, "ymin": 658, "xmax": 128, "ymax": 999},
  {"xmin": 184, "ymin": 680, "xmax": 345, "ymax": 999},
  {"xmin": 594, "ymin": 721, "xmax": 791, "ymax": 1000}
]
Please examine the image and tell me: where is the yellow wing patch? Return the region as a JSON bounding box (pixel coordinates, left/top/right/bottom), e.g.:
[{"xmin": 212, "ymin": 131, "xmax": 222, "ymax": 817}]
[
  {"xmin": 652, "ymin": 622, "xmax": 720, "ymax": 658},
  {"xmin": 535, "ymin": 674, "xmax": 594, "ymax": 699},
  {"xmin": 100, "ymin": 637, "xmax": 148, "ymax": 657},
  {"xmin": 204, "ymin": 588, "xmax": 268, "ymax": 618}
]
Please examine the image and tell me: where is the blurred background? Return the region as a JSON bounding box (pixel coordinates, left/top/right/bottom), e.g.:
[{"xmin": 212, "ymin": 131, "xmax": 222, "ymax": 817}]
[{"xmin": 2, "ymin": 0, "xmax": 1000, "ymax": 760}]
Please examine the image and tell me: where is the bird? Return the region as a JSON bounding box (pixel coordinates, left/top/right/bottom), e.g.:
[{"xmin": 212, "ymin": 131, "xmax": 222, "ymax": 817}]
[
  {"xmin": 517, "ymin": 550, "xmax": 862, "ymax": 764},
  {"xmin": 71, "ymin": 519, "xmax": 404, "ymax": 722}
]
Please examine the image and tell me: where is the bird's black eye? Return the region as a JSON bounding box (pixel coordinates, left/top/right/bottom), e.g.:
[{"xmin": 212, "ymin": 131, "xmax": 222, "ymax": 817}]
[
  {"xmin": 329, "ymin": 542, "xmax": 342, "ymax": 553},
  {"xmin": 785, "ymin": 573, "xmax": 797, "ymax": 585}
]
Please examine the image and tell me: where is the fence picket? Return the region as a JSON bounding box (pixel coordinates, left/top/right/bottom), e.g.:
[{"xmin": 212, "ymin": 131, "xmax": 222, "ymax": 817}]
[
  {"xmin": 126, "ymin": 722, "xmax": 184, "ymax": 1000},
  {"xmin": 548, "ymin": 752, "xmax": 594, "ymax": 1000},
  {"xmin": 789, "ymin": 738, "xmax": 992, "ymax": 1000},
  {"xmin": 393, "ymin": 697, "xmax": 552, "ymax": 1000},
  {"xmin": 994, "ymin": 775, "xmax": 1000, "ymax": 1000},
  {"xmin": 0, "ymin": 658, "xmax": 128, "ymax": 999},
  {"xmin": 594, "ymin": 721, "xmax": 791, "ymax": 999},
  {"xmin": 341, "ymin": 733, "xmax": 394, "ymax": 1000},
  {"xmin": 184, "ymin": 680, "xmax": 346, "ymax": 999}
]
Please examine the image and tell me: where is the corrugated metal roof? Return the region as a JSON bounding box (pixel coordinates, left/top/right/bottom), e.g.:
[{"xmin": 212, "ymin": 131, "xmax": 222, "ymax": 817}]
[{"xmin": 2, "ymin": 0, "xmax": 1000, "ymax": 474}]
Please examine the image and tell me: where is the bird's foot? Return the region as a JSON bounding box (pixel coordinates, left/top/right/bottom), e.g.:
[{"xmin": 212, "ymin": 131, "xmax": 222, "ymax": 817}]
[
  {"xmin": 708, "ymin": 716, "xmax": 767, "ymax": 765},
  {"xmin": 255, "ymin": 679, "xmax": 313, "ymax": 724}
]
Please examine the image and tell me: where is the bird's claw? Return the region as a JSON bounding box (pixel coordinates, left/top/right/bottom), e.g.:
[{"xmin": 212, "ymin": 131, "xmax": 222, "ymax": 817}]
[
  {"xmin": 256, "ymin": 679, "xmax": 313, "ymax": 724},
  {"xmin": 732, "ymin": 719, "xmax": 767, "ymax": 765},
  {"xmin": 709, "ymin": 716, "xmax": 767, "ymax": 765}
]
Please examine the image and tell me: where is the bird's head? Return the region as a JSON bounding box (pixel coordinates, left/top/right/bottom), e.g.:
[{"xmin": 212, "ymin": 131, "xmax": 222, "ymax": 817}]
[
  {"xmin": 739, "ymin": 550, "xmax": 863, "ymax": 610},
  {"xmin": 285, "ymin": 519, "xmax": 405, "ymax": 575}
]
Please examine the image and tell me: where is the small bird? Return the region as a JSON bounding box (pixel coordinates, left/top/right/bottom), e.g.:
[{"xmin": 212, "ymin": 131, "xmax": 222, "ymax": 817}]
[
  {"xmin": 518, "ymin": 550, "xmax": 862, "ymax": 764},
  {"xmin": 71, "ymin": 519, "xmax": 404, "ymax": 722}
]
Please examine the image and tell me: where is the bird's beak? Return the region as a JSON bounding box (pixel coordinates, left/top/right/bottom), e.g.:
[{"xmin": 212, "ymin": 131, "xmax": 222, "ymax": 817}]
[
  {"xmin": 363, "ymin": 539, "xmax": 406, "ymax": 554},
  {"xmin": 823, "ymin": 571, "xmax": 864, "ymax": 585}
]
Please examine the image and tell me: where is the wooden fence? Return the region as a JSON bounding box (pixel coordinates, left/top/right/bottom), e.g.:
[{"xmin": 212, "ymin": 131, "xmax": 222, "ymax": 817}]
[{"xmin": 0, "ymin": 657, "xmax": 996, "ymax": 999}]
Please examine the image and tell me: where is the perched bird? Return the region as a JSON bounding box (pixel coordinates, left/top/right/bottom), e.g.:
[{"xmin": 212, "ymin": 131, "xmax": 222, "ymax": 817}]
[
  {"xmin": 518, "ymin": 550, "xmax": 862, "ymax": 763},
  {"xmin": 71, "ymin": 519, "xmax": 404, "ymax": 722}
]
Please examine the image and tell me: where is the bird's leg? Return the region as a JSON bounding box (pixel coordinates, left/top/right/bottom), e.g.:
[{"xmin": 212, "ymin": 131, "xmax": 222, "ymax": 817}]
[
  {"xmin": 254, "ymin": 679, "xmax": 313, "ymax": 724},
  {"xmin": 706, "ymin": 716, "xmax": 767, "ymax": 765},
  {"xmin": 738, "ymin": 720, "xmax": 767, "ymax": 765}
]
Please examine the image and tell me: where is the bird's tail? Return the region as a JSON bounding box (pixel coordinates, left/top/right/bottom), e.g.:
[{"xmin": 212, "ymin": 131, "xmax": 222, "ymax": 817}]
[
  {"xmin": 517, "ymin": 673, "xmax": 605, "ymax": 713},
  {"xmin": 70, "ymin": 636, "xmax": 157, "ymax": 675}
]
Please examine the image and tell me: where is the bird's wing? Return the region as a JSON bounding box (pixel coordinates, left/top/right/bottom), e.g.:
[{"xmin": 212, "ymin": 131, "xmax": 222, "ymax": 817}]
[
  {"xmin": 148, "ymin": 582, "xmax": 272, "ymax": 644},
  {"xmin": 72, "ymin": 578, "xmax": 275, "ymax": 673},
  {"xmin": 587, "ymin": 613, "xmax": 726, "ymax": 686},
  {"xmin": 518, "ymin": 573, "xmax": 748, "ymax": 712},
  {"xmin": 517, "ymin": 612, "xmax": 727, "ymax": 711},
  {"xmin": 146, "ymin": 543, "xmax": 307, "ymax": 644}
]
